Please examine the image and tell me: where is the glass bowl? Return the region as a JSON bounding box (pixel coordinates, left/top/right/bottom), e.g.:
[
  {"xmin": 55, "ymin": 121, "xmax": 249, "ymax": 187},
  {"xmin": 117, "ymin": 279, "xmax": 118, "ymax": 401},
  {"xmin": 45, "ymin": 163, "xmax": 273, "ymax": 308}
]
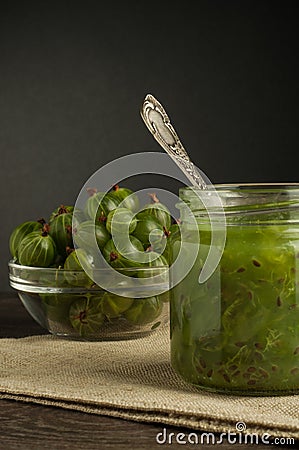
[{"xmin": 9, "ymin": 261, "xmax": 169, "ymax": 341}]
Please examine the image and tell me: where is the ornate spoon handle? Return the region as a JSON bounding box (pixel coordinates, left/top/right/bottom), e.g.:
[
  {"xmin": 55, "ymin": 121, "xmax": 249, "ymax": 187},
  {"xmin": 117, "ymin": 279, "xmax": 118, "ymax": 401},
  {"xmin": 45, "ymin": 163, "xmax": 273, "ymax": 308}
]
[{"xmin": 140, "ymin": 94, "xmax": 207, "ymax": 189}]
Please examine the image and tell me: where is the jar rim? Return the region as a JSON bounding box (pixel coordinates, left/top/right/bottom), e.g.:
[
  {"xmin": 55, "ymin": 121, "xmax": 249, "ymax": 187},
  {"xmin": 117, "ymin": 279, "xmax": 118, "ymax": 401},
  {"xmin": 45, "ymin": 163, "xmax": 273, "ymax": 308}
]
[
  {"xmin": 181, "ymin": 182, "xmax": 299, "ymax": 192},
  {"xmin": 178, "ymin": 183, "xmax": 299, "ymax": 224}
]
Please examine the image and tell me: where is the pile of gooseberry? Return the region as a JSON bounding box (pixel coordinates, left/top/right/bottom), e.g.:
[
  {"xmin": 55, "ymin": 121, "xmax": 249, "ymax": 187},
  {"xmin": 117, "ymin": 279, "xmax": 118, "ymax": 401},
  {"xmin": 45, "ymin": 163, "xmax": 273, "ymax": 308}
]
[{"xmin": 9, "ymin": 185, "xmax": 180, "ymax": 338}]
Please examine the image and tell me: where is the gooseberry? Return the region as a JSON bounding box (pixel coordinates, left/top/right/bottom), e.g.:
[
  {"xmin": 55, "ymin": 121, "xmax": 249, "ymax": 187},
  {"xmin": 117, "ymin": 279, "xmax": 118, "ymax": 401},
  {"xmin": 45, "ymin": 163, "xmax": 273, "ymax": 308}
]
[
  {"xmin": 84, "ymin": 189, "xmax": 104, "ymax": 220},
  {"xmin": 101, "ymin": 292, "xmax": 133, "ymax": 318},
  {"xmin": 132, "ymin": 214, "xmax": 164, "ymax": 249},
  {"xmin": 110, "ymin": 185, "xmax": 139, "ymax": 212},
  {"xmin": 40, "ymin": 293, "xmax": 74, "ymax": 324},
  {"xmin": 139, "ymin": 193, "xmax": 171, "ymax": 230},
  {"xmin": 102, "ymin": 235, "xmax": 144, "ymax": 269},
  {"xmin": 49, "ymin": 210, "xmax": 73, "ymax": 256},
  {"xmin": 97, "ymin": 192, "xmax": 121, "ymax": 220},
  {"xmin": 9, "ymin": 219, "xmax": 44, "ymax": 259},
  {"xmin": 63, "ymin": 248, "xmax": 94, "ymax": 287},
  {"xmin": 18, "ymin": 224, "xmax": 56, "ymax": 267},
  {"xmin": 106, "ymin": 207, "xmax": 137, "ymax": 235},
  {"xmin": 160, "ymin": 222, "xmax": 182, "ymax": 264},
  {"xmin": 84, "ymin": 188, "xmax": 121, "ymax": 222},
  {"xmin": 73, "ymin": 220, "xmax": 111, "ymax": 251},
  {"xmin": 123, "ymin": 296, "xmax": 162, "ymax": 325},
  {"xmin": 69, "ymin": 295, "xmax": 105, "ymax": 337}
]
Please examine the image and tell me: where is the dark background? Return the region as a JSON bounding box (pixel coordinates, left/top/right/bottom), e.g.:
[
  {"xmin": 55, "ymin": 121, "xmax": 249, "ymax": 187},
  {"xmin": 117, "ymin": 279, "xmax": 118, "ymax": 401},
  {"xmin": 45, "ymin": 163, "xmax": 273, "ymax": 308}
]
[{"xmin": 1, "ymin": 1, "xmax": 298, "ymax": 291}]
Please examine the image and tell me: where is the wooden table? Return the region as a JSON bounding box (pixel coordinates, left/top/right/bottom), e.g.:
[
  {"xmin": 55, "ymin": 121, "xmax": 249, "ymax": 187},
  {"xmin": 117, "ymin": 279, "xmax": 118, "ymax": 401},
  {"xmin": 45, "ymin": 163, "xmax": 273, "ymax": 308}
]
[{"xmin": 0, "ymin": 293, "xmax": 296, "ymax": 450}]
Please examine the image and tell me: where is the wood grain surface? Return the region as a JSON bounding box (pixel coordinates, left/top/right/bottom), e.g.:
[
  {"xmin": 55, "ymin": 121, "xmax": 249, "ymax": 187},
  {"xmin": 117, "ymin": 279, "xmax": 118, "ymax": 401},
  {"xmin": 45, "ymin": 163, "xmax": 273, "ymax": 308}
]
[{"xmin": 0, "ymin": 294, "xmax": 296, "ymax": 450}]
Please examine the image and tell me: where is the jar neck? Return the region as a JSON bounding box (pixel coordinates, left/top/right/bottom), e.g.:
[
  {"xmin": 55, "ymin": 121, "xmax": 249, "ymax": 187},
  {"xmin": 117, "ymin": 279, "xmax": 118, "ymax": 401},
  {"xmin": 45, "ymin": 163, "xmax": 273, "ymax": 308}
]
[{"xmin": 178, "ymin": 184, "xmax": 299, "ymax": 225}]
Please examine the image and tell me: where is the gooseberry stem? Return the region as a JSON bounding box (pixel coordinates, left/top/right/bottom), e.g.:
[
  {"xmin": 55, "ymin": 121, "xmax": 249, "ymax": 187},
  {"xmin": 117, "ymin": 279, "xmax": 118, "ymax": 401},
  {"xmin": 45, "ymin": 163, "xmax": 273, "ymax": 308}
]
[
  {"xmin": 87, "ymin": 187, "xmax": 97, "ymax": 197},
  {"xmin": 41, "ymin": 223, "xmax": 50, "ymax": 237},
  {"xmin": 163, "ymin": 226, "xmax": 171, "ymax": 237},
  {"xmin": 56, "ymin": 205, "xmax": 69, "ymax": 215},
  {"xmin": 149, "ymin": 193, "xmax": 160, "ymax": 203}
]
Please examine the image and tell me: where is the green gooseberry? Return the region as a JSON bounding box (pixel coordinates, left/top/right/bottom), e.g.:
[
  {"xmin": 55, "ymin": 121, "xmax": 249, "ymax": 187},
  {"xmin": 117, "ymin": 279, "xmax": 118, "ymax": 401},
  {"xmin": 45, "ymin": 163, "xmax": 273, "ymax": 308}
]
[
  {"xmin": 69, "ymin": 295, "xmax": 105, "ymax": 337},
  {"xmin": 49, "ymin": 211, "xmax": 73, "ymax": 256},
  {"xmin": 101, "ymin": 292, "xmax": 133, "ymax": 318},
  {"xmin": 18, "ymin": 226, "xmax": 56, "ymax": 267},
  {"xmin": 64, "ymin": 248, "xmax": 94, "ymax": 287},
  {"xmin": 84, "ymin": 189, "xmax": 105, "ymax": 220},
  {"xmin": 106, "ymin": 207, "xmax": 137, "ymax": 235},
  {"xmin": 161, "ymin": 223, "xmax": 182, "ymax": 264},
  {"xmin": 73, "ymin": 220, "xmax": 111, "ymax": 251},
  {"xmin": 123, "ymin": 296, "xmax": 162, "ymax": 325},
  {"xmin": 84, "ymin": 189, "xmax": 121, "ymax": 222},
  {"xmin": 132, "ymin": 214, "xmax": 164, "ymax": 249},
  {"xmin": 109, "ymin": 185, "xmax": 139, "ymax": 212},
  {"xmin": 97, "ymin": 192, "xmax": 121, "ymax": 220},
  {"xmin": 168, "ymin": 222, "xmax": 181, "ymax": 236},
  {"xmin": 9, "ymin": 219, "xmax": 44, "ymax": 259},
  {"xmin": 139, "ymin": 193, "xmax": 171, "ymax": 230},
  {"xmin": 102, "ymin": 236, "xmax": 144, "ymax": 270},
  {"xmin": 40, "ymin": 292, "xmax": 74, "ymax": 324},
  {"xmin": 71, "ymin": 207, "xmax": 87, "ymax": 226}
]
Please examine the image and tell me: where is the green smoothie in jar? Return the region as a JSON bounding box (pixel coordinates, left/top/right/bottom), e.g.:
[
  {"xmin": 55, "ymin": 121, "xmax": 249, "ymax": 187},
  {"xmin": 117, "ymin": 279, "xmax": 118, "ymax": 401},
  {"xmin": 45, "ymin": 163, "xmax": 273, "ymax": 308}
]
[{"xmin": 170, "ymin": 184, "xmax": 299, "ymax": 395}]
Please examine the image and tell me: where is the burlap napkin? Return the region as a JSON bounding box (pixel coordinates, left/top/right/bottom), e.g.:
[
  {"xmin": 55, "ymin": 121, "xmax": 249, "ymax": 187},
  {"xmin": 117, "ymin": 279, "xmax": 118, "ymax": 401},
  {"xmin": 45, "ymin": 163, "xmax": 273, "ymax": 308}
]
[{"xmin": 0, "ymin": 326, "xmax": 298, "ymax": 439}]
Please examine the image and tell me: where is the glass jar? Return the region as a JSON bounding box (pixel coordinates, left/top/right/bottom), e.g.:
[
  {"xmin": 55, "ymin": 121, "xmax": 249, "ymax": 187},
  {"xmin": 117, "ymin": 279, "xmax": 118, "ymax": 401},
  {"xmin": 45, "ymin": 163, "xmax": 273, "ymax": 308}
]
[{"xmin": 170, "ymin": 184, "xmax": 299, "ymax": 395}]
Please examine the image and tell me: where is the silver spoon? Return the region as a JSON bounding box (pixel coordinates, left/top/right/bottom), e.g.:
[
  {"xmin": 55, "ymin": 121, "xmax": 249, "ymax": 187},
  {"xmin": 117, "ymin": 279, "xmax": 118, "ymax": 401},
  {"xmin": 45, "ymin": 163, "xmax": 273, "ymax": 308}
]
[
  {"xmin": 140, "ymin": 93, "xmax": 208, "ymax": 189},
  {"xmin": 140, "ymin": 93, "xmax": 227, "ymax": 284}
]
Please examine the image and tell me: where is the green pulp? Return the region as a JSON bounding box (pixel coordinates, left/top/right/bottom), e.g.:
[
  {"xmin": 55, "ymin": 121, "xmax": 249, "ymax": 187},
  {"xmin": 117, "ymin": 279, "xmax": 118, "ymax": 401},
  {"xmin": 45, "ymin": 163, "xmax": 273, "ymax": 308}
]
[{"xmin": 170, "ymin": 188, "xmax": 299, "ymax": 395}]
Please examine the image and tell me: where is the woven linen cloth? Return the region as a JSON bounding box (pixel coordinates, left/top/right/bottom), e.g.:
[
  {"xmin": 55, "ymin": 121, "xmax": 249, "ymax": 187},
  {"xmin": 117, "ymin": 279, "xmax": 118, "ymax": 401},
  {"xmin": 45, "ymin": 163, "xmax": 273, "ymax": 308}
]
[{"xmin": 0, "ymin": 325, "xmax": 298, "ymax": 439}]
